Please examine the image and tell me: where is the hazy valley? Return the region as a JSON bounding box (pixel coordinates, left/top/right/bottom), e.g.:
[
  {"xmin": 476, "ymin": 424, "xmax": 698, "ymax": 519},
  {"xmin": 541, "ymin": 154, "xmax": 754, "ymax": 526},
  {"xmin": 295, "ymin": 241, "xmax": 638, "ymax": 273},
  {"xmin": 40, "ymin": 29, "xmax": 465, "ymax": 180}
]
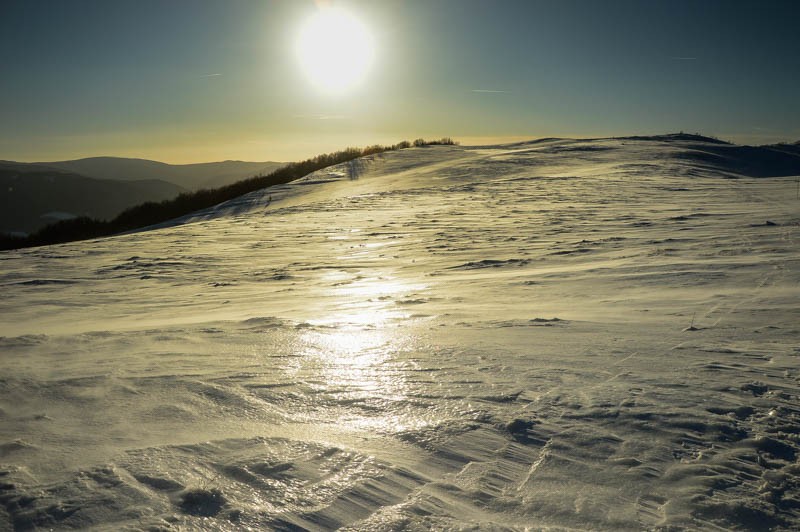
[{"xmin": 0, "ymin": 158, "xmax": 283, "ymax": 236}]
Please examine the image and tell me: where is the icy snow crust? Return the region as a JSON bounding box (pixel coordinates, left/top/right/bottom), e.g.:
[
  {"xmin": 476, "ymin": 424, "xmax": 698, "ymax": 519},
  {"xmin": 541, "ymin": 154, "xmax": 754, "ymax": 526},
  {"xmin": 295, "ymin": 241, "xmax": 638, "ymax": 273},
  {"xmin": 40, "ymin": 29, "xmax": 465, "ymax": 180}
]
[{"xmin": 2, "ymin": 138, "xmax": 800, "ymax": 530}]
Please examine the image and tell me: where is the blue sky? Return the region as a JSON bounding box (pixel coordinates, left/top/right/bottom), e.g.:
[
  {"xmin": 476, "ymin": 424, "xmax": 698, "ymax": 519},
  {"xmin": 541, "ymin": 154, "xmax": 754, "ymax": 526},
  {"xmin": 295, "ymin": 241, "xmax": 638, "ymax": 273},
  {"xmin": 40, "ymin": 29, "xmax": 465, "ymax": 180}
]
[{"xmin": 1, "ymin": 0, "xmax": 798, "ymax": 162}]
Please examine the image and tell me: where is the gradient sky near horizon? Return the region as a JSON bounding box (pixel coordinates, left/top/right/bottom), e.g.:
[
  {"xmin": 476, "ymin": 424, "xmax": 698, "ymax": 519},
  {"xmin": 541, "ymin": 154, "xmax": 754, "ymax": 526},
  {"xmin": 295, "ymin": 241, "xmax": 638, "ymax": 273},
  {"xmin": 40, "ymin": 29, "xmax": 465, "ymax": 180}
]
[{"xmin": 2, "ymin": 0, "xmax": 799, "ymax": 163}]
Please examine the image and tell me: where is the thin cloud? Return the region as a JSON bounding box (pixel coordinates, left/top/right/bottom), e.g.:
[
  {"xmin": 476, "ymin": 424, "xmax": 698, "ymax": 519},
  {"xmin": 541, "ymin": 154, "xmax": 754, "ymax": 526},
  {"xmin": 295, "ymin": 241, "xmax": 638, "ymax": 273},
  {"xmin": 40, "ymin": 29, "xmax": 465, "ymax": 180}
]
[
  {"xmin": 200, "ymin": 73, "xmax": 223, "ymax": 78},
  {"xmin": 471, "ymin": 89, "xmax": 510, "ymax": 93}
]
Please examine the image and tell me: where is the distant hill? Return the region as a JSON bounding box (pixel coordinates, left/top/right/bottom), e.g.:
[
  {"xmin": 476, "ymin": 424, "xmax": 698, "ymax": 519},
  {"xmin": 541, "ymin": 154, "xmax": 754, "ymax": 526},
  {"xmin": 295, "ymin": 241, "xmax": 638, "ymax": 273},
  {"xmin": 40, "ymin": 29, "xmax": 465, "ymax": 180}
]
[
  {"xmin": 607, "ymin": 134, "xmax": 800, "ymax": 177},
  {"xmin": 769, "ymin": 142, "xmax": 800, "ymax": 158},
  {"xmin": 0, "ymin": 139, "xmax": 458, "ymax": 250},
  {"xmin": 674, "ymin": 142, "xmax": 800, "ymax": 178},
  {"xmin": 618, "ymin": 133, "xmax": 731, "ymax": 145},
  {"xmin": 0, "ymin": 164, "xmax": 185, "ymax": 235},
  {"xmin": 0, "ymin": 156, "xmax": 285, "ymax": 236},
  {"xmin": 39, "ymin": 157, "xmax": 285, "ymax": 190}
]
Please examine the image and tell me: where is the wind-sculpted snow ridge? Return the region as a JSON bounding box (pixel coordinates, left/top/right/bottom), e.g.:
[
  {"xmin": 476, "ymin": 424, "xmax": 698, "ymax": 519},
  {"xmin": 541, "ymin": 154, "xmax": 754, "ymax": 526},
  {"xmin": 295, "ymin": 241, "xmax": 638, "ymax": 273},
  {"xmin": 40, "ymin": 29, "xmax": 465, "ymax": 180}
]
[{"xmin": 1, "ymin": 137, "xmax": 800, "ymax": 530}]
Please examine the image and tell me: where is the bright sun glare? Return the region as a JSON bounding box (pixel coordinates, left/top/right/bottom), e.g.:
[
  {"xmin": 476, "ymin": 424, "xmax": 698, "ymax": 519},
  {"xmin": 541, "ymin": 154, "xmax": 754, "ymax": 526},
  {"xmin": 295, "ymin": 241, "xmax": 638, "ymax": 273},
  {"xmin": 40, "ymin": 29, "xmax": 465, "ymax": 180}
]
[{"xmin": 296, "ymin": 6, "xmax": 375, "ymax": 94}]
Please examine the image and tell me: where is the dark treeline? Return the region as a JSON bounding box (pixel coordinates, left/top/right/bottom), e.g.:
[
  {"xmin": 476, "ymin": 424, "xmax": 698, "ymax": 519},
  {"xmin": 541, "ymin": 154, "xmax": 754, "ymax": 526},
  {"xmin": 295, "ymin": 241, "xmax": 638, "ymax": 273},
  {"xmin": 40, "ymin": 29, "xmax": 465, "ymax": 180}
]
[{"xmin": 0, "ymin": 138, "xmax": 458, "ymax": 251}]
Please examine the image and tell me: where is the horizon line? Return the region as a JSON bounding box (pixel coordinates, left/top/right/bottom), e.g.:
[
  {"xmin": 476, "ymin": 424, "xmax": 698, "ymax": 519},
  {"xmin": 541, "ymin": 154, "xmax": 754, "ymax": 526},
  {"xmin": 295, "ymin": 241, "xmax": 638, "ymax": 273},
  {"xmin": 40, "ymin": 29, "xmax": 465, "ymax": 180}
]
[{"xmin": 4, "ymin": 132, "xmax": 799, "ymax": 165}]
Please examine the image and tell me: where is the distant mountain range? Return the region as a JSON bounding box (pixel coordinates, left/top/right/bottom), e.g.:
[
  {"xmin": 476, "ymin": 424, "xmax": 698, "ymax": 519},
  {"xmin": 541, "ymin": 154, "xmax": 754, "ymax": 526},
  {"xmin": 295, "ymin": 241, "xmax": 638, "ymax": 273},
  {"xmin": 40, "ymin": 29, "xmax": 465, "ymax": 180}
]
[
  {"xmin": 38, "ymin": 157, "xmax": 285, "ymax": 191},
  {"xmin": 0, "ymin": 157, "xmax": 283, "ymax": 236}
]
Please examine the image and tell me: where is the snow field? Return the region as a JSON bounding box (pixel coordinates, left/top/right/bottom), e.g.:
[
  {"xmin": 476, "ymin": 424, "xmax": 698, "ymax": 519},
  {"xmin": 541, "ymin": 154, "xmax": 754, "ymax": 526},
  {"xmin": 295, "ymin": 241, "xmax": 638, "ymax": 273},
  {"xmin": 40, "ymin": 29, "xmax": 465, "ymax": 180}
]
[{"xmin": 1, "ymin": 138, "xmax": 799, "ymax": 529}]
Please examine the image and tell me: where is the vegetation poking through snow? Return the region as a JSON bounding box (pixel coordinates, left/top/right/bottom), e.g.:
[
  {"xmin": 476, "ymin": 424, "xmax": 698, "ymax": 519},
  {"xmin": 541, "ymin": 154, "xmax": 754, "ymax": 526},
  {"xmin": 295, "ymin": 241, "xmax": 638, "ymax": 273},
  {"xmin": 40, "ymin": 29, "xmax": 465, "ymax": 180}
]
[{"xmin": 414, "ymin": 137, "xmax": 457, "ymax": 147}]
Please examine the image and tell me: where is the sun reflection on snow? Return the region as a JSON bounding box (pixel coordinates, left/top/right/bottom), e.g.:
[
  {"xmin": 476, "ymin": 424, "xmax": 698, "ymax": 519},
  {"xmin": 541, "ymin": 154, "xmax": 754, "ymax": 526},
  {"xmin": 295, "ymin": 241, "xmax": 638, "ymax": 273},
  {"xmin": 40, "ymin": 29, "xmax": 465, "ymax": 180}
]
[
  {"xmin": 293, "ymin": 275, "xmax": 427, "ymax": 432},
  {"xmin": 297, "ymin": 325, "xmax": 415, "ymax": 432},
  {"xmin": 313, "ymin": 273, "xmax": 428, "ymax": 328}
]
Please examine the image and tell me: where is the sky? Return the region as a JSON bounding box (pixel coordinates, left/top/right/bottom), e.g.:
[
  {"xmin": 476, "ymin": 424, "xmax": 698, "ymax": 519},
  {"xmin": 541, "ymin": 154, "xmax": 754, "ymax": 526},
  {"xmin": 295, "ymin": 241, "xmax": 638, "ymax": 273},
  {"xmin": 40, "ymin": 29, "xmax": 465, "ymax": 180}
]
[{"xmin": 1, "ymin": 0, "xmax": 799, "ymax": 163}]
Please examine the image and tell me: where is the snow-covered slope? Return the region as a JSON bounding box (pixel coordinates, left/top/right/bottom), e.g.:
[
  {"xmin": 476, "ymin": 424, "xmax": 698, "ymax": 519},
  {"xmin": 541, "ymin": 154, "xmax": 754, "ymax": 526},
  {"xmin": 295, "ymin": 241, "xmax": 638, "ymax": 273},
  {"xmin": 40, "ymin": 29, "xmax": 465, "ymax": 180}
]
[{"xmin": 1, "ymin": 137, "xmax": 800, "ymax": 530}]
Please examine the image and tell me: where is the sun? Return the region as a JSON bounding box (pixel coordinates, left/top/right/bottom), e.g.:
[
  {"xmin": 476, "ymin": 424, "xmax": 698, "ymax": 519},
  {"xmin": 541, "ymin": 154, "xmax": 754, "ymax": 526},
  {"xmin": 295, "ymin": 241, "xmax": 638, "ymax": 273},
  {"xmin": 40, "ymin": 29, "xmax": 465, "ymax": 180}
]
[{"xmin": 296, "ymin": 6, "xmax": 375, "ymax": 94}]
